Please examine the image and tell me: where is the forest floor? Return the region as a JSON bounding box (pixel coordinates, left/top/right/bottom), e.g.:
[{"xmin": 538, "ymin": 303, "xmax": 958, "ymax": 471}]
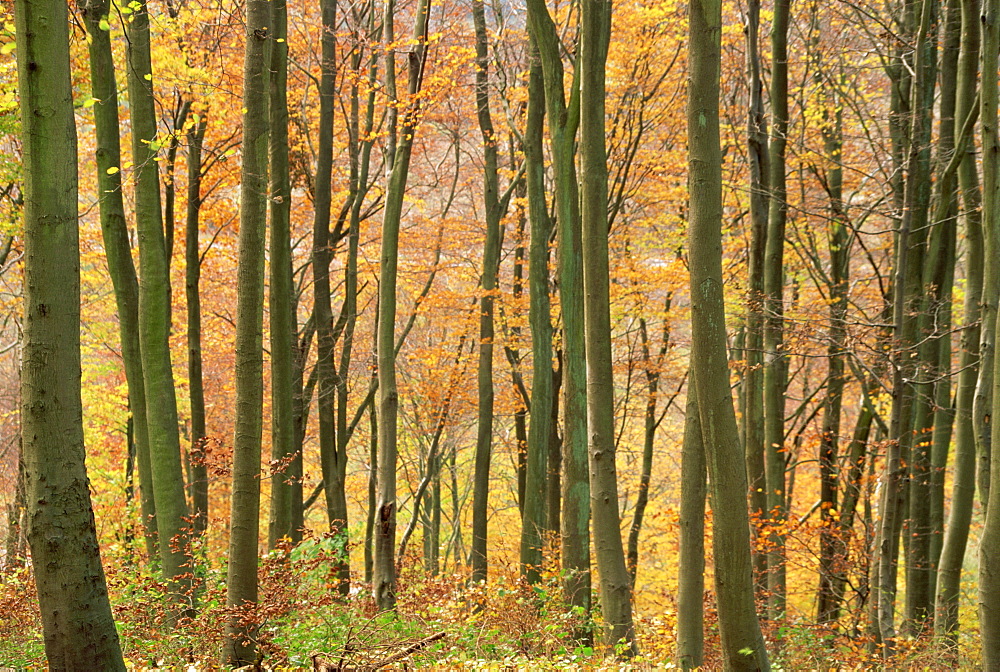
[{"xmin": 0, "ymin": 537, "xmax": 984, "ymax": 669}]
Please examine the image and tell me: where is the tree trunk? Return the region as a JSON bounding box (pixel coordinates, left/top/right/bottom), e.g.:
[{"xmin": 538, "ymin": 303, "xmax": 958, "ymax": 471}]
[
  {"xmin": 743, "ymin": 0, "xmax": 769, "ymax": 601},
  {"xmin": 979, "ymin": 0, "xmax": 1000, "ymax": 665},
  {"xmin": 688, "ymin": 1, "xmax": 770, "ymax": 667},
  {"xmin": 374, "ymin": 0, "xmax": 431, "ymax": 610},
  {"xmin": 221, "ymin": 0, "xmax": 269, "ymax": 663},
  {"xmin": 627, "ymin": 309, "xmax": 672, "ymax": 588},
  {"xmin": 79, "ymin": 0, "xmax": 157, "ymax": 559},
  {"xmin": 676, "ymin": 378, "xmax": 705, "ymax": 670},
  {"xmin": 935, "ymin": 0, "xmax": 983, "ymax": 643},
  {"xmin": 267, "ymin": 0, "xmax": 295, "ymax": 550},
  {"xmin": 126, "ymin": 0, "xmax": 191, "ymax": 597},
  {"xmin": 524, "ymin": 0, "xmax": 590, "ymax": 614},
  {"xmin": 186, "ymin": 112, "xmax": 209, "ymax": 538},
  {"xmin": 522, "ymin": 46, "xmax": 556, "ymax": 586},
  {"xmin": 874, "ymin": 0, "xmax": 936, "ymax": 650},
  {"xmin": 814, "ymin": 42, "xmax": 850, "ymax": 623},
  {"xmin": 15, "ymin": 0, "xmax": 126, "ymax": 660},
  {"xmin": 903, "ymin": 0, "xmax": 941, "ymax": 631},
  {"xmin": 979, "ymin": 0, "xmax": 1000, "ymax": 513},
  {"xmin": 764, "ymin": 0, "xmax": 790, "ymax": 622},
  {"xmin": 312, "ymin": 0, "xmax": 350, "ymax": 594},
  {"xmin": 580, "ymin": 0, "xmax": 636, "ymax": 653},
  {"xmin": 469, "ymin": 0, "xmax": 505, "ymax": 586}
]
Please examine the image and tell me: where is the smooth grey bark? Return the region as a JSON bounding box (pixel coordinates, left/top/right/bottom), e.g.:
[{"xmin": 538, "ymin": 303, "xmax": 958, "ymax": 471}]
[
  {"xmin": 126, "ymin": 0, "xmax": 191, "ymax": 597},
  {"xmin": 918, "ymin": 0, "xmax": 960, "ymax": 618},
  {"xmin": 16, "ymin": 0, "xmax": 126, "ymax": 663},
  {"xmin": 374, "ymin": 0, "xmax": 431, "ymax": 610},
  {"xmin": 79, "ymin": 0, "xmax": 156, "ymax": 559},
  {"xmin": 221, "ymin": 0, "xmax": 269, "ymax": 663},
  {"xmin": 687, "ymin": 0, "xmax": 769, "ymax": 667}
]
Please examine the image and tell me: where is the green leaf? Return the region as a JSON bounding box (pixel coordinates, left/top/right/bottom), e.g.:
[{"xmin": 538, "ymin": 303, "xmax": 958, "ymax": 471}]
[{"xmin": 98, "ymin": 17, "xmax": 111, "ymax": 30}]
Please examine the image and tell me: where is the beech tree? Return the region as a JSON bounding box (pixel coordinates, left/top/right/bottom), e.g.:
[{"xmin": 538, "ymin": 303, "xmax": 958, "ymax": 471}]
[
  {"xmin": 687, "ymin": 0, "xmax": 769, "ymax": 667},
  {"xmin": 79, "ymin": 0, "xmax": 156, "ymax": 558},
  {"xmin": 580, "ymin": 0, "xmax": 636, "ymax": 653},
  {"xmin": 374, "ymin": 0, "xmax": 432, "ymax": 610},
  {"xmin": 125, "ymin": 0, "xmax": 190, "ymax": 597},
  {"xmin": 15, "ymin": 0, "xmax": 125, "ymax": 664},
  {"xmin": 221, "ymin": 0, "xmax": 270, "ymax": 662}
]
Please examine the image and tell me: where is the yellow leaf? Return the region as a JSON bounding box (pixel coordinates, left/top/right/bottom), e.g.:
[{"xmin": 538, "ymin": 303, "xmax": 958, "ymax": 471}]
[{"xmin": 106, "ymin": 166, "xmax": 120, "ymax": 175}]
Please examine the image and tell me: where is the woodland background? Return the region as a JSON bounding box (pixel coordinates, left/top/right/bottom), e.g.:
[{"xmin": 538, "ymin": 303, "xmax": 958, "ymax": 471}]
[{"xmin": 0, "ymin": 0, "xmax": 994, "ymax": 667}]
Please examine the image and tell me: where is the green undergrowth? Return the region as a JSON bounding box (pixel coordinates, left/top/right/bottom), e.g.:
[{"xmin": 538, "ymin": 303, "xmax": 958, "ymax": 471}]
[{"xmin": 0, "ymin": 538, "xmax": 987, "ymax": 669}]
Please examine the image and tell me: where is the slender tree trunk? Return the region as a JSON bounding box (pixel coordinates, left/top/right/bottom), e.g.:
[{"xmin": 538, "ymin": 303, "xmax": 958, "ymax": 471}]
[
  {"xmin": 268, "ymin": 0, "xmax": 295, "ymax": 550},
  {"xmin": 221, "ymin": 0, "xmax": 269, "ymax": 663},
  {"xmin": 374, "ymin": 0, "xmax": 431, "ymax": 610},
  {"xmin": 469, "ymin": 0, "xmax": 504, "ymax": 585},
  {"xmin": 979, "ymin": 0, "xmax": 1000, "ymax": 514},
  {"xmin": 627, "ymin": 309, "xmax": 672, "ymax": 588},
  {"xmin": 523, "ymin": 46, "xmax": 556, "ymax": 585},
  {"xmin": 815, "ymin": 58, "xmax": 850, "ymax": 624},
  {"xmin": 524, "ymin": 0, "xmax": 590, "ymax": 613},
  {"xmin": 936, "ymin": 0, "xmax": 983, "ymax": 643},
  {"xmin": 312, "ymin": 0, "xmax": 351, "ymax": 594},
  {"xmin": 186, "ymin": 113, "xmax": 209, "ymax": 538},
  {"xmin": 979, "ymin": 0, "xmax": 1000, "ymax": 665},
  {"xmin": 291, "ymin": 321, "xmax": 317, "ymax": 544},
  {"xmin": 874, "ymin": 0, "xmax": 937, "ymax": 649},
  {"xmin": 743, "ymin": 0, "xmax": 769, "ymax": 600},
  {"xmin": 903, "ymin": 0, "xmax": 941, "ymax": 631},
  {"xmin": 676, "ymin": 377, "xmax": 705, "ymax": 670},
  {"xmin": 688, "ymin": 1, "xmax": 770, "ymax": 667},
  {"xmin": 79, "ymin": 0, "xmax": 157, "ymax": 559},
  {"xmin": 828, "ymin": 382, "xmax": 878, "ymax": 617},
  {"xmin": 764, "ymin": 0, "xmax": 790, "ymax": 623},
  {"xmin": 126, "ymin": 0, "xmax": 191, "ymax": 597},
  {"xmin": 366, "ymin": 394, "xmax": 378, "ymax": 583},
  {"xmin": 580, "ymin": 0, "xmax": 636, "ymax": 653},
  {"xmin": 15, "ymin": 0, "xmax": 126, "ymax": 663},
  {"xmin": 546, "ymin": 358, "xmax": 563, "ymax": 541}
]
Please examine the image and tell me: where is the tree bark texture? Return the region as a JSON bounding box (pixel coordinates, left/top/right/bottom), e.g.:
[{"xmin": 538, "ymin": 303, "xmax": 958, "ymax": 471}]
[{"xmin": 15, "ymin": 0, "xmax": 126, "ymax": 662}]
